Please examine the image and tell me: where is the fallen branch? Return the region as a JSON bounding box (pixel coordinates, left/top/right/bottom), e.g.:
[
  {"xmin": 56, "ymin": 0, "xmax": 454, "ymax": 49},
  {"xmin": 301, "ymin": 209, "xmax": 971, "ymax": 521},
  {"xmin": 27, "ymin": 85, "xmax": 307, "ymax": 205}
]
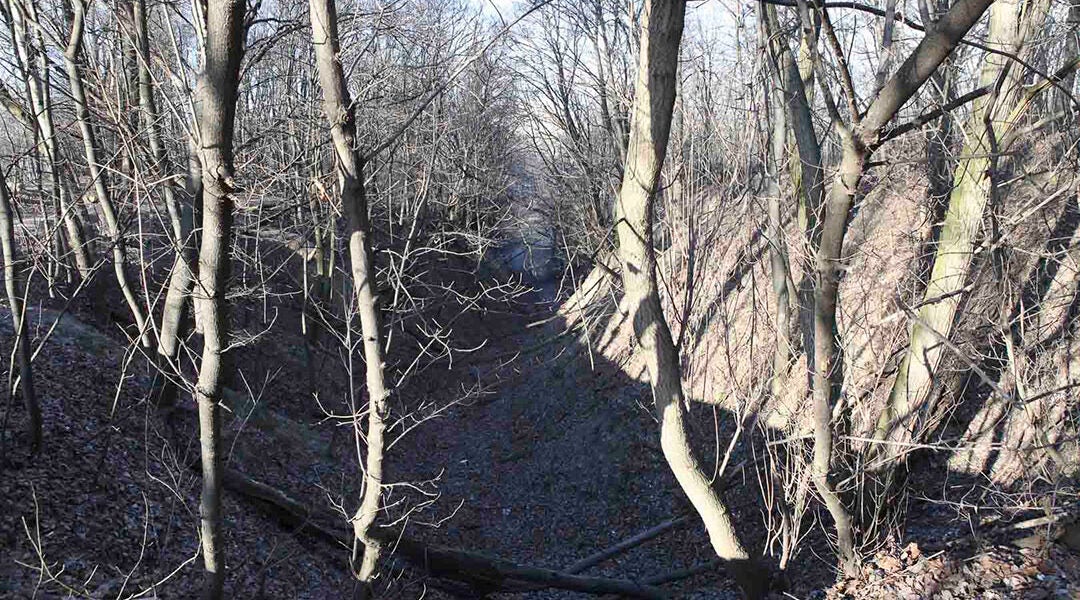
[
  {"xmin": 564, "ymin": 515, "xmax": 692, "ymax": 574},
  {"xmin": 643, "ymin": 560, "xmax": 722, "ymax": 586},
  {"xmin": 215, "ymin": 467, "xmax": 668, "ymax": 598},
  {"xmin": 562, "ymin": 458, "xmax": 753, "ymax": 575}
]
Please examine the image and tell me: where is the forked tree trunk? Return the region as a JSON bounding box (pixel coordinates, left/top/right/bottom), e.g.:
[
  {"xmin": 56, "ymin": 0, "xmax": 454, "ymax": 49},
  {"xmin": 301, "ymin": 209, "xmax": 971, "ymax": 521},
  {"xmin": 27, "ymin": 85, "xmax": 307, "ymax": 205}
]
[
  {"xmin": 879, "ymin": 0, "xmax": 1050, "ymax": 452},
  {"xmin": 803, "ymin": 0, "xmax": 996, "ymax": 573},
  {"xmin": 0, "ymin": 168, "xmax": 39, "ymax": 453},
  {"xmin": 614, "ymin": 1, "xmax": 766, "ymax": 597},
  {"xmin": 309, "ymin": 0, "xmax": 391, "ymax": 595},
  {"xmin": 190, "ymin": 0, "xmax": 246, "ymax": 597},
  {"xmin": 63, "ymin": 0, "xmax": 151, "ymax": 350},
  {"xmin": 763, "ymin": 2, "xmax": 857, "ymax": 573}
]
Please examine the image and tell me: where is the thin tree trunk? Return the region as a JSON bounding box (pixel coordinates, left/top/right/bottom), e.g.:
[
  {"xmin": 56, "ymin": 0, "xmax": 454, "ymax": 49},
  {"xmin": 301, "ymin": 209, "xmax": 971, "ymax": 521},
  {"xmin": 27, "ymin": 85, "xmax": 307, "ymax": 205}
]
[
  {"xmin": 133, "ymin": 0, "xmax": 183, "ymax": 243},
  {"xmin": 0, "ymin": 3, "xmax": 58, "ymax": 294},
  {"xmin": 116, "ymin": 0, "xmax": 141, "ymax": 179},
  {"xmin": 614, "ymin": 1, "xmax": 766, "ymax": 597},
  {"xmin": 765, "ymin": 48, "xmax": 795, "ymax": 399},
  {"xmin": 139, "ymin": 0, "xmax": 197, "ymax": 406},
  {"xmin": 190, "ymin": 1, "xmax": 245, "ymax": 597},
  {"xmin": 0, "ymin": 168, "xmax": 39, "ymax": 454},
  {"xmin": 156, "ymin": 137, "xmax": 199, "ymax": 407},
  {"xmin": 765, "ymin": 5, "xmax": 822, "ymax": 365},
  {"xmin": 763, "ymin": 3, "xmax": 820, "ymax": 376},
  {"xmin": 309, "ymin": 0, "xmax": 391, "ymax": 594},
  {"xmin": 791, "ymin": 4, "xmax": 820, "ymax": 245},
  {"xmin": 763, "ymin": 3, "xmax": 858, "ymax": 572},
  {"xmin": 919, "ymin": 0, "xmax": 956, "ymax": 229},
  {"xmin": 1057, "ymin": 0, "xmax": 1080, "ymax": 120},
  {"xmin": 63, "ymin": 0, "xmax": 151, "ymax": 350},
  {"xmin": 9, "ymin": 0, "xmax": 92, "ymax": 280}
]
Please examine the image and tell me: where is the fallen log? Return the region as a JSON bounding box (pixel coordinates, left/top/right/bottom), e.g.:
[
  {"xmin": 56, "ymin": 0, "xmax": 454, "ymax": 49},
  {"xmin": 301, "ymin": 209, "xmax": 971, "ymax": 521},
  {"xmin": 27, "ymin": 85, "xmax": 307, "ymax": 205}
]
[{"xmin": 216, "ymin": 467, "xmax": 668, "ymax": 599}]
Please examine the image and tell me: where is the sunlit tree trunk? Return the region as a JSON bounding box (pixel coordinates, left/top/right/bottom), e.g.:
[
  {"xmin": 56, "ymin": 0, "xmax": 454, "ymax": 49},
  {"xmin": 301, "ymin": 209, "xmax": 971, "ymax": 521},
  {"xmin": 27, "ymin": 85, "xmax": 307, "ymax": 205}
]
[
  {"xmin": 63, "ymin": 0, "xmax": 151, "ymax": 349},
  {"xmin": 880, "ymin": 0, "xmax": 1051, "ymax": 451},
  {"xmin": 615, "ymin": 1, "xmax": 766, "ymax": 596},
  {"xmin": 309, "ymin": 0, "xmax": 391, "ymax": 594},
  {"xmin": 190, "ymin": 0, "xmax": 246, "ymax": 597},
  {"xmin": 803, "ymin": 0, "xmax": 996, "ymax": 573},
  {"xmin": 135, "ymin": 0, "xmax": 198, "ymax": 406}
]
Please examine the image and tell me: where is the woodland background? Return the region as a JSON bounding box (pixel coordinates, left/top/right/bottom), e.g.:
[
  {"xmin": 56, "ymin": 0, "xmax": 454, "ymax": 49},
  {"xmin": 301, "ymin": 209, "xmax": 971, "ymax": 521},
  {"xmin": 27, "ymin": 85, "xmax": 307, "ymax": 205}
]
[{"xmin": 0, "ymin": 0, "xmax": 1079, "ymax": 598}]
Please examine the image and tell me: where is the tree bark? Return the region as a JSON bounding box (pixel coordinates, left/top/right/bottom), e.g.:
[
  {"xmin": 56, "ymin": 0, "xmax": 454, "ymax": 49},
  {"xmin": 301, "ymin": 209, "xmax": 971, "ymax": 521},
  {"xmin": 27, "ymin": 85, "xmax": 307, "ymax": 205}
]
[
  {"xmin": 803, "ymin": 0, "xmax": 996, "ymax": 573},
  {"xmin": 9, "ymin": 0, "xmax": 92, "ymax": 281},
  {"xmin": 63, "ymin": 0, "xmax": 151, "ymax": 350},
  {"xmin": 191, "ymin": 0, "xmax": 246, "ymax": 597},
  {"xmin": 762, "ymin": 3, "xmax": 818, "ymax": 392},
  {"xmin": 0, "ymin": 167, "xmax": 39, "ymax": 454},
  {"xmin": 133, "ymin": 0, "xmax": 184, "ymax": 243},
  {"xmin": 614, "ymin": 1, "xmax": 767, "ymax": 597},
  {"xmin": 136, "ymin": 0, "xmax": 198, "ymax": 407},
  {"xmin": 879, "ymin": 0, "xmax": 1050, "ymax": 452},
  {"xmin": 764, "ymin": 4, "xmax": 823, "ymax": 367},
  {"xmin": 308, "ymin": 0, "xmax": 392, "ymax": 594},
  {"xmin": 765, "ymin": 44, "xmax": 795, "ymax": 400}
]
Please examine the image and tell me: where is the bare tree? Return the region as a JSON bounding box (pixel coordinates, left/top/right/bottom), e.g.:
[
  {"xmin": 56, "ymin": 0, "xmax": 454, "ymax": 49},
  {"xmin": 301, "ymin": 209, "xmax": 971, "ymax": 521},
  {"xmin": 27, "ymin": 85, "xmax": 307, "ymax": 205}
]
[
  {"xmin": 138, "ymin": 0, "xmax": 199, "ymax": 407},
  {"xmin": 614, "ymin": 1, "xmax": 766, "ymax": 596},
  {"xmin": 8, "ymin": 0, "xmax": 92, "ymax": 281},
  {"xmin": 62, "ymin": 0, "xmax": 151, "ymax": 350},
  {"xmin": 879, "ymin": 0, "xmax": 1052, "ymax": 454},
  {"xmin": 308, "ymin": 0, "xmax": 391, "ymax": 593},
  {"xmin": 190, "ymin": 0, "xmax": 246, "ymax": 596}
]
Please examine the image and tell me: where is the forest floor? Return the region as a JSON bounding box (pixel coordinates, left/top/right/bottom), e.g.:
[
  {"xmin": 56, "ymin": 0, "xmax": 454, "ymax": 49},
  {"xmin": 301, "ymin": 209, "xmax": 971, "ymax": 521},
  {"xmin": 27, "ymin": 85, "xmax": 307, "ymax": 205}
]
[{"xmin": 1, "ymin": 271, "xmax": 1079, "ymax": 599}]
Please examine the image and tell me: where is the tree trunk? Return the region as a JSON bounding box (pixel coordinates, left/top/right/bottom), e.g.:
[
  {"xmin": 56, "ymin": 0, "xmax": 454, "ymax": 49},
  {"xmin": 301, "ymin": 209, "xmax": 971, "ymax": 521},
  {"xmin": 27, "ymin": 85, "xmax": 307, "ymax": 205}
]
[
  {"xmin": 763, "ymin": 30, "xmax": 795, "ymax": 400},
  {"xmin": 0, "ymin": 167, "xmax": 39, "ymax": 454},
  {"xmin": 1056, "ymin": 0, "xmax": 1080, "ymax": 120},
  {"xmin": 918, "ymin": 0, "xmax": 956, "ymax": 234},
  {"xmin": 9, "ymin": 0, "xmax": 92, "ymax": 280},
  {"xmin": 63, "ymin": 0, "xmax": 151, "ymax": 350},
  {"xmin": 191, "ymin": 1, "xmax": 246, "ymax": 597},
  {"xmin": 879, "ymin": 0, "xmax": 1050, "ymax": 452},
  {"xmin": 765, "ymin": 4, "xmax": 822, "ymax": 365},
  {"xmin": 133, "ymin": 0, "xmax": 184, "ymax": 243},
  {"xmin": 614, "ymin": 1, "xmax": 767, "ymax": 597},
  {"xmin": 804, "ymin": 0, "xmax": 997, "ymax": 573},
  {"xmin": 309, "ymin": 0, "xmax": 392, "ymax": 594},
  {"xmin": 137, "ymin": 0, "xmax": 198, "ymax": 406},
  {"xmin": 810, "ymin": 128, "xmax": 864, "ymax": 574}
]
